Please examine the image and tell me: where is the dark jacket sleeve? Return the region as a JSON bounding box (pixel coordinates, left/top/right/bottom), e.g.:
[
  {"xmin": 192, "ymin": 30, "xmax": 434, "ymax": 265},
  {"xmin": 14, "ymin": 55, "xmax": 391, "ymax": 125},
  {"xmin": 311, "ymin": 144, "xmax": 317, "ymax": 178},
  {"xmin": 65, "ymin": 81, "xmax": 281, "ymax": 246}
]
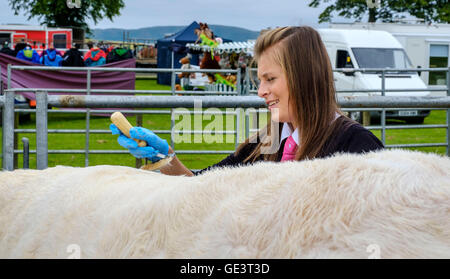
[
  {"xmin": 344, "ymin": 127, "xmax": 384, "ymax": 154},
  {"xmin": 321, "ymin": 123, "xmax": 384, "ymax": 157}
]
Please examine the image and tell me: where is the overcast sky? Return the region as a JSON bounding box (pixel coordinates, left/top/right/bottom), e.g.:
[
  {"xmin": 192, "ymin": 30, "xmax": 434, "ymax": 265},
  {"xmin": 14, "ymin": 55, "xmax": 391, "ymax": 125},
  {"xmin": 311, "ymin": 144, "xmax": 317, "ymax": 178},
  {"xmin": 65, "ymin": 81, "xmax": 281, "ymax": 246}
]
[{"xmin": 0, "ymin": 0, "xmax": 354, "ymax": 31}]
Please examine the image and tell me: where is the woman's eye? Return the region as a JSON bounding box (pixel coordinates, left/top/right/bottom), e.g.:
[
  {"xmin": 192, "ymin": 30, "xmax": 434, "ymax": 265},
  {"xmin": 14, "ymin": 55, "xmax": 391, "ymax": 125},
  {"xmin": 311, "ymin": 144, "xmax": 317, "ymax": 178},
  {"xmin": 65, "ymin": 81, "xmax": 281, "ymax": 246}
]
[{"xmin": 267, "ymin": 77, "xmax": 275, "ymax": 82}]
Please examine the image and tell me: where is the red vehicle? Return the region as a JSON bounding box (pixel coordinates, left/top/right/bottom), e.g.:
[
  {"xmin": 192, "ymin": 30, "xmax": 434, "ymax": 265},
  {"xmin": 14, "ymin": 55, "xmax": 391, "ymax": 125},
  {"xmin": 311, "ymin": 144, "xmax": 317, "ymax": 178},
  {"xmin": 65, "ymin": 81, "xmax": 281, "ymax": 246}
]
[{"xmin": 0, "ymin": 24, "xmax": 72, "ymax": 52}]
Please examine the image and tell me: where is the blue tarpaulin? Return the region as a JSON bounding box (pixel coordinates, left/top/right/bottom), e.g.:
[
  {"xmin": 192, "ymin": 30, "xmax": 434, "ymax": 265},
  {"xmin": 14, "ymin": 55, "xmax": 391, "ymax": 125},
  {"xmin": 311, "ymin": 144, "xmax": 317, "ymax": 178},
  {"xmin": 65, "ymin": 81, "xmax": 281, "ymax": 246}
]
[{"xmin": 156, "ymin": 21, "xmax": 231, "ymax": 85}]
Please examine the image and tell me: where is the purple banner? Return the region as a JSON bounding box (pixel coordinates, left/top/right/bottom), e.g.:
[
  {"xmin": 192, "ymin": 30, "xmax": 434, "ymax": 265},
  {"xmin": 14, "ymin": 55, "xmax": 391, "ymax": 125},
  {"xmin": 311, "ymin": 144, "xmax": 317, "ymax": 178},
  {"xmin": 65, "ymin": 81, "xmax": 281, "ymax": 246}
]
[{"xmin": 0, "ymin": 53, "xmax": 136, "ymax": 100}]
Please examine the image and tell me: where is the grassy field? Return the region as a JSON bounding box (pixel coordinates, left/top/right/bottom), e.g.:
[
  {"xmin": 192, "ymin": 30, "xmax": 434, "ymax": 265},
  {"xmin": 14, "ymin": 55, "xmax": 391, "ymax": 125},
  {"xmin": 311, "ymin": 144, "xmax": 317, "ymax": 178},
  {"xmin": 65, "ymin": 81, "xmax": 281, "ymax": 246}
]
[
  {"xmin": 1, "ymin": 78, "xmax": 448, "ymax": 170},
  {"xmin": 370, "ymin": 111, "xmax": 448, "ymax": 155}
]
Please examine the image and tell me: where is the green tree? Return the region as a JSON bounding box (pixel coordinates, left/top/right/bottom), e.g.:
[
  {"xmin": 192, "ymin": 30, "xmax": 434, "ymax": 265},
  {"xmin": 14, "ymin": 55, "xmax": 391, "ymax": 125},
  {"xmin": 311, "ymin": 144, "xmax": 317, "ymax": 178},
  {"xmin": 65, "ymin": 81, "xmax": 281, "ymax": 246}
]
[
  {"xmin": 309, "ymin": 0, "xmax": 449, "ymax": 23},
  {"xmin": 9, "ymin": 0, "xmax": 125, "ymax": 33}
]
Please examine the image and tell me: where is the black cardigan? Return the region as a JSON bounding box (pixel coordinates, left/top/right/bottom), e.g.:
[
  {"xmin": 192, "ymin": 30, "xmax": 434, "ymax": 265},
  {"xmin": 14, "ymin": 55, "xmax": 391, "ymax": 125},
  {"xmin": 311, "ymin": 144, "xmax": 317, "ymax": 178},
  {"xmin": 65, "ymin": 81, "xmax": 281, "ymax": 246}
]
[{"xmin": 193, "ymin": 118, "xmax": 384, "ymax": 175}]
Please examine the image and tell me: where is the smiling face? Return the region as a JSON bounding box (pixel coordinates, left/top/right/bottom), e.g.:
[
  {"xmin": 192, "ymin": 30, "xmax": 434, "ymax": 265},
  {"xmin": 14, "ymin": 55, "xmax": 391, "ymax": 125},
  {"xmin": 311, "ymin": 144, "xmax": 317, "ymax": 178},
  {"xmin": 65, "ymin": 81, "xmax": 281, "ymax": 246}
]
[{"xmin": 257, "ymin": 46, "xmax": 295, "ymax": 127}]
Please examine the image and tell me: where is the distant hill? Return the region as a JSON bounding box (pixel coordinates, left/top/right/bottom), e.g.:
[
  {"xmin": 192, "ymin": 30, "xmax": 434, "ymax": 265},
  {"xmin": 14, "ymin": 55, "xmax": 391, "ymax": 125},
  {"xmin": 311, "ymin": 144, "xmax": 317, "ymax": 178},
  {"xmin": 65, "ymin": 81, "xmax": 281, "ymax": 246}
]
[{"xmin": 91, "ymin": 24, "xmax": 260, "ymax": 42}]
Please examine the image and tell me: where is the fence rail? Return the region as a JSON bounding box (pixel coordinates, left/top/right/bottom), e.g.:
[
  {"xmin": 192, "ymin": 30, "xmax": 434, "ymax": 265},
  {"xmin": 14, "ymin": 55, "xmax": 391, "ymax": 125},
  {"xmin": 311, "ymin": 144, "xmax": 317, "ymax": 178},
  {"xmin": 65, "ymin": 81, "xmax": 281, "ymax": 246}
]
[{"xmin": 1, "ymin": 65, "xmax": 450, "ymax": 171}]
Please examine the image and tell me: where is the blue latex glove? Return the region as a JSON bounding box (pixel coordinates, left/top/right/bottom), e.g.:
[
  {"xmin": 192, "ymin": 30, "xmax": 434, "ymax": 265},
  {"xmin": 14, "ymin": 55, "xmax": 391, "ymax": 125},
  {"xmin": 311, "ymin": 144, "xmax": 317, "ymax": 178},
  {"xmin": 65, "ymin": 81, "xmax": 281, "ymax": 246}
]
[{"xmin": 110, "ymin": 124, "xmax": 169, "ymax": 163}]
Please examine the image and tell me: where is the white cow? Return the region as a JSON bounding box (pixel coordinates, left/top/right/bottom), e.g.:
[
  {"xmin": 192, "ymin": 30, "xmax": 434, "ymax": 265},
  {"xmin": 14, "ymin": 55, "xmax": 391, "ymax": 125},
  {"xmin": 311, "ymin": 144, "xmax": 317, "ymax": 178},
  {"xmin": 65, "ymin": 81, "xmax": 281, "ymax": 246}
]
[{"xmin": 0, "ymin": 149, "xmax": 449, "ymax": 258}]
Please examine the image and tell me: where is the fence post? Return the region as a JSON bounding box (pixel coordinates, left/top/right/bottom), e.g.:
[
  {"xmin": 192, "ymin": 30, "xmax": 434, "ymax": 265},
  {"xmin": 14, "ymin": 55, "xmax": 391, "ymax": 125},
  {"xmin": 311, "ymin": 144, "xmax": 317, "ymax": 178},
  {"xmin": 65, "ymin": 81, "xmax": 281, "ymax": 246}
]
[
  {"xmin": 236, "ymin": 68, "xmax": 241, "ymax": 95},
  {"xmin": 236, "ymin": 69, "xmax": 248, "ymax": 139},
  {"xmin": 2, "ymin": 64, "xmax": 19, "ymax": 169},
  {"xmin": 85, "ymin": 69, "xmax": 91, "ymax": 167},
  {"xmin": 171, "ymin": 69, "xmax": 176, "ymax": 95},
  {"xmin": 7, "ymin": 64, "xmax": 11, "ymax": 90},
  {"xmin": 245, "ymin": 67, "xmax": 250, "ymax": 96},
  {"xmin": 36, "ymin": 91, "xmax": 48, "ymax": 170},
  {"xmin": 235, "ymin": 109, "xmax": 240, "ymax": 149},
  {"xmin": 245, "ymin": 109, "xmax": 249, "ymax": 140},
  {"xmin": 135, "ymin": 114, "xmax": 143, "ymax": 168},
  {"xmin": 381, "ymin": 69, "xmax": 386, "ymax": 146},
  {"xmin": 14, "ymin": 111, "xmax": 18, "ymax": 169},
  {"xmin": 447, "ymin": 67, "xmax": 450, "ymax": 156},
  {"xmin": 3, "ymin": 90, "xmax": 15, "ymax": 170},
  {"xmin": 22, "ymin": 137, "xmax": 29, "ymax": 169},
  {"xmin": 10, "ymin": 58, "xmax": 18, "ymax": 169},
  {"xmin": 170, "ymin": 69, "xmax": 175, "ymax": 151}
]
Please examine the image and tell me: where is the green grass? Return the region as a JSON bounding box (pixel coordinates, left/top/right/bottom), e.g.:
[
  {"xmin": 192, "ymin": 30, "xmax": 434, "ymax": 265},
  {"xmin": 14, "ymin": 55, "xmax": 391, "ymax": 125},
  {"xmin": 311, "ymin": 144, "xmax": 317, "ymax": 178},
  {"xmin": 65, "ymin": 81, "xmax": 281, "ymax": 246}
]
[
  {"xmin": 1, "ymin": 78, "xmax": 448, "ymax": 170},
  {"xmin": 369, "ymin": 111, "xmax": 448, "ymax": 154},
  {"xmin": 135, "ymin": 78, "xmax": 170, "ymax": 91},
  {"xmin": 3, "ymin": 109, "xmax": 240, "ymax": 170}
]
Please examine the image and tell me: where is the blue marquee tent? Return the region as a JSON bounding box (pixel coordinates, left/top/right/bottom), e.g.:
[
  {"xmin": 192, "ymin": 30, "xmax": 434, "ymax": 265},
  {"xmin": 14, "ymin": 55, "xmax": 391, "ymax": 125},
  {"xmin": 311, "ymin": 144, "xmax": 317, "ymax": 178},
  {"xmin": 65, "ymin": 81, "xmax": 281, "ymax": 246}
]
[{"xmin": 156, "ymin": 21, "xmax": 231, "ymax": 85}]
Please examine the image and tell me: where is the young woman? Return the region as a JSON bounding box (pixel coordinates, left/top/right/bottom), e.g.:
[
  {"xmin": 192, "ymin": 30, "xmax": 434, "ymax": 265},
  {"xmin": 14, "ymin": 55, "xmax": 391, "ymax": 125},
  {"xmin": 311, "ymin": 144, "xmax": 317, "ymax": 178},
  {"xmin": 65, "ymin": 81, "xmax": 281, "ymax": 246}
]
[{"xmin": 110, "ymin": 26, "xmax": 383, "ymax": 176}]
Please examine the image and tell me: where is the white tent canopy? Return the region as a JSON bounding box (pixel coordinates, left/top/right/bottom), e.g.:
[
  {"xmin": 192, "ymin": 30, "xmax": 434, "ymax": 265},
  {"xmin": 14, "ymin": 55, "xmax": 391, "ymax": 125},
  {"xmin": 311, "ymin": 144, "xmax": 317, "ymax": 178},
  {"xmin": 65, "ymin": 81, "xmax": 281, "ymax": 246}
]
[{"xmin": 186, "ymin": 41, "xmax": 255, "ymax": 56}]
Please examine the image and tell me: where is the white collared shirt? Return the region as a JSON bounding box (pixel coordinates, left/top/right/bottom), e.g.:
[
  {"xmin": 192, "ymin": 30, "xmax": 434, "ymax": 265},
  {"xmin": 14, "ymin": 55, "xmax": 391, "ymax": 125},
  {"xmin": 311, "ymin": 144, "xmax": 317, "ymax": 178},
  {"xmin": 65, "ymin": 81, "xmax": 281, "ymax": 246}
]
[
  {"xmin": 279, "ymin": 113, "xmax": 342, "ymax": 145},
  {"xmin": 280, "ymin": 123, "xmax": 299, "ymax": 145}
]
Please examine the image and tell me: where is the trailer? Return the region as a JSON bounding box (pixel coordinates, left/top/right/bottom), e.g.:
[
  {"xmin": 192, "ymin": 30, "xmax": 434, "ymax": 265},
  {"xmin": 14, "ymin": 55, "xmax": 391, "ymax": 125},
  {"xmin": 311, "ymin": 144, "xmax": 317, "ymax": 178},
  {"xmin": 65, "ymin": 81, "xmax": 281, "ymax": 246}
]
[
  {"xmin": 330, "ymin": 22, "xmax": 450, "ymax": 88},
  {"xmin": 0, "ymin": 24, "xmax": 72, "ymax": 51}
]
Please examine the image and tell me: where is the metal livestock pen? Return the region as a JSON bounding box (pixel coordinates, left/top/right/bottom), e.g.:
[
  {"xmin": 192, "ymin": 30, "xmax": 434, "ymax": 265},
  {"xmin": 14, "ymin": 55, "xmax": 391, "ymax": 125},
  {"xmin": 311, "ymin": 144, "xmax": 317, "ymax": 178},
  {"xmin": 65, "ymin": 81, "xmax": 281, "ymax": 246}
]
[{"xmin": 1, "ymin": 65, "xmax": 449, "ymax": 171}]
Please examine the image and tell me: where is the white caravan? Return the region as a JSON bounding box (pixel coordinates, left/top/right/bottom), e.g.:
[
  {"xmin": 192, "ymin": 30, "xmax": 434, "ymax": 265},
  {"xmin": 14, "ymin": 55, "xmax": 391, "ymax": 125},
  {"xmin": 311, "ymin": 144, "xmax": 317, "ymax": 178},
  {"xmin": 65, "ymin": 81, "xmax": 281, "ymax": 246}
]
[{"xmin": 317, "ymin": 28, "xmax": 430, "ymax": 124}]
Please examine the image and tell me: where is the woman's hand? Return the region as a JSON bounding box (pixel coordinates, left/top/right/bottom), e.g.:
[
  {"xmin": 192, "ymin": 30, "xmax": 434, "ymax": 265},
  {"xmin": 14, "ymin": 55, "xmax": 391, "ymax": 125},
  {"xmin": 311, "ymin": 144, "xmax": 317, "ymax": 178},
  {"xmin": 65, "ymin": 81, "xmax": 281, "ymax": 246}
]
[{"xmin": 110, "ymin": 124, "xmax": 170, "ymax": 163}]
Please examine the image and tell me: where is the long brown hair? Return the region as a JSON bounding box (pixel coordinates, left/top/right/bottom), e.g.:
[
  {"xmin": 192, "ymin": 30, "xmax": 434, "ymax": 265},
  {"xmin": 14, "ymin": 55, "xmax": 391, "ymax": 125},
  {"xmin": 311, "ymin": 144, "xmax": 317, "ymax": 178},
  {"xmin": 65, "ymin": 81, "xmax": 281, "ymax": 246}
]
[{"xmin": 235, "ymin": 26, "xmax": 348, "ymax": 162}]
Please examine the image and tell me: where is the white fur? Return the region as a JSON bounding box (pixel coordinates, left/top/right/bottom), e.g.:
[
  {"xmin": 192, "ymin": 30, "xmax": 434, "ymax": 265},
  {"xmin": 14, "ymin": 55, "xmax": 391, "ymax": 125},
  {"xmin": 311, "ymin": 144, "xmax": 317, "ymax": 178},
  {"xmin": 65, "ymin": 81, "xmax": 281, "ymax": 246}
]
[{"xmin": 0, "ymin": 149, "xmax": 449, "ymax": 258}]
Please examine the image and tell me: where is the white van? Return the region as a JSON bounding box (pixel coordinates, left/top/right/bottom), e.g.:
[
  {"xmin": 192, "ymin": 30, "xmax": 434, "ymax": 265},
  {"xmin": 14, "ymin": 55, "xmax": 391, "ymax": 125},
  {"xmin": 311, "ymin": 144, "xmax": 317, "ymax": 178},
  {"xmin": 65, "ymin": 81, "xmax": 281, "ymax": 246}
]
[
  {"xmin": 318, "ymin": 29, "xmax": 430, "ymax": 124},
  {"xmin": 329, "ymin": 22, "xmax": 450, "ymax": 88}
]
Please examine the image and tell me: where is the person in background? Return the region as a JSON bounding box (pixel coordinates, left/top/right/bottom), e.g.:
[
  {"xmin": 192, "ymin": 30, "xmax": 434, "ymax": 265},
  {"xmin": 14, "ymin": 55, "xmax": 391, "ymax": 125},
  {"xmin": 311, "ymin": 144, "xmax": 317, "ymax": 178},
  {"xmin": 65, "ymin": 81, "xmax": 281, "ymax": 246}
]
[
  {"xmin": 106, "ymin": 46, "xmax": 133, "ymax": 64},
  {"xmin": 41, "ymin": 43, "xmax": 63, "ymax": 57},
  {"xmin": 99, "ymin": 41, "xmax": 107, "ymax": 53},
  {"xmin": 106, "ymin": 45, "xmax": 114, "ymax": 56},
  {"xmin": 39, "ymin": 43, "xmax": 46, "ymax": 56},
  {"xmin": 84, "ymin": 43, "xmax": 106, "ymax": 66},
  {"xmin": 177, "ymin": 54, "xmax": 194, "ymax": 90},
  {"xmin": 62, "ymin": 43, "xmax": 85, "ymax": 67},
  {"xmin": 16, "ymin": 46, "xmax": 40, "ymax": 64},
  {"xmin": 0, "ymin": 41, "xmax": 15, "ymax": 57},
  {"xmin": 14, "ymin": 39, "xmax": 29, "ymax": 57},
  {"xmin": 110, "ymin": 26, "xmax": 384, "ymax": 176},
  {"xmin": 40, "ymin": 43, "xmax": 63, "ymax": 66}
]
